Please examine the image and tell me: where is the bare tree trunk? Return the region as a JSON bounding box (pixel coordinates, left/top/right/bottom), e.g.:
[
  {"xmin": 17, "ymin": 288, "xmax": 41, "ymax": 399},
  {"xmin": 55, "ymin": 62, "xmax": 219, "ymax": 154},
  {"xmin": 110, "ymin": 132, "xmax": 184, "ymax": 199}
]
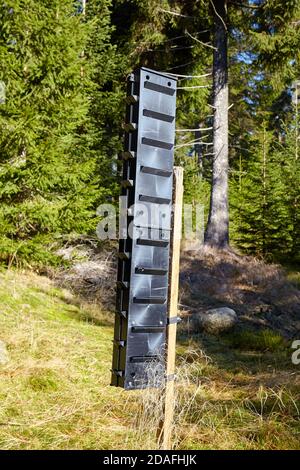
[{"xmin": 204, "ymin": 0, "xmax": 229, "ymax": 249}]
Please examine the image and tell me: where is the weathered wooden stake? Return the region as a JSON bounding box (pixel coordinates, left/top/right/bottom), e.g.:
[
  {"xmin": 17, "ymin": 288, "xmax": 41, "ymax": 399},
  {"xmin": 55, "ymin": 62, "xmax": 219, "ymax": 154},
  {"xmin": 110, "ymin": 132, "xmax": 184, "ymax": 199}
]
[{"xmin": 158, "ymin": 166, "xmax": 184, "ymax": 450}]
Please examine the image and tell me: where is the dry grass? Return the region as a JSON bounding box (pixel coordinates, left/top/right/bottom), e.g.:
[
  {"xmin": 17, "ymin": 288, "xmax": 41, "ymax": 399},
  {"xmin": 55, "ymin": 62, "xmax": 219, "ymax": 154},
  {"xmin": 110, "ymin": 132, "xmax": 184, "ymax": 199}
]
[
  {"xmin": 180, "ymin": 246, "xmax": 300, "ymax": 339},
  {"xmin": 0, "ymin": 267, "xmax": 299, "ymax": 450},
  {"xmin": 0, "ymin": 269, "xmax": 128, "ymax": 449},
  {"xmin": 126, "ymin": 342, "xmax": 300, "ymax": 450},
  {"xmin": 53, "ymin": 244, "xmax": 116, "ymax": 310}
]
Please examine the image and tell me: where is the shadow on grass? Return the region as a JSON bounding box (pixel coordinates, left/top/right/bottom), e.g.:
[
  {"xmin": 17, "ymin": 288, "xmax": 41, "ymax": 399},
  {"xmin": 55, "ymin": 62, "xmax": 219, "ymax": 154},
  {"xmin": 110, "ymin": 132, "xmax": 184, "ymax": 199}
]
[{"xmin": 176, "ymin": 328, "xmax": 297, "ymax": 383}]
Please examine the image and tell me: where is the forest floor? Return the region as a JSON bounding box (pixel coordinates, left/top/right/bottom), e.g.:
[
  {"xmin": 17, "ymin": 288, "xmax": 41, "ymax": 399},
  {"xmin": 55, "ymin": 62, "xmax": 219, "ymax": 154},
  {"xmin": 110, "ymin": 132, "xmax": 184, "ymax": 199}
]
[{"xmin": 0, "ymin": 248, "xmax": 299, "ymax": 449}]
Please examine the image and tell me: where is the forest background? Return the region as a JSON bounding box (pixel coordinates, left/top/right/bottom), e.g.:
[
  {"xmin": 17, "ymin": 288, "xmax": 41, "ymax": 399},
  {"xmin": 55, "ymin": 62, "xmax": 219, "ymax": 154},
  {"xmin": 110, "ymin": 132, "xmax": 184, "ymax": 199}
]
[{"xmin": 0, "ymin": 0, "xmax": 300, "ymax": 266}]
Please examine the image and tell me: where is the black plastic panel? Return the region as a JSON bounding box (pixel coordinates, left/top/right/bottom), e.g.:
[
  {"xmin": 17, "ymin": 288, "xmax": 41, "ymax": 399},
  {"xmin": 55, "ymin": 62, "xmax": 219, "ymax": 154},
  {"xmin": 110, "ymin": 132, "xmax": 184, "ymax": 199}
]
[
  {"xmin": 141, "ymin": 137, "xmax": 173, "ymax": 150},
  {"xmin": 111, "ymin": 67, "xmax": 177, "ymax": 390},
  {"xmin": 142, "ymin": 109, "xmax": 175, "ymax": 123}
]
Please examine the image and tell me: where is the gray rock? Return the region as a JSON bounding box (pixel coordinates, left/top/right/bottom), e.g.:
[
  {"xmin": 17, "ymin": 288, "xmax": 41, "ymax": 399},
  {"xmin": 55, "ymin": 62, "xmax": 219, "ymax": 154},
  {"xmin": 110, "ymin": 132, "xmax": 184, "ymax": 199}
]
[
  {"xmin": 197, "ymin": 307, "xmax": 238, "ymax": 335},
  {"xmin": 0, "ymin": 340, "xmax": 9, "ymax": 365}
]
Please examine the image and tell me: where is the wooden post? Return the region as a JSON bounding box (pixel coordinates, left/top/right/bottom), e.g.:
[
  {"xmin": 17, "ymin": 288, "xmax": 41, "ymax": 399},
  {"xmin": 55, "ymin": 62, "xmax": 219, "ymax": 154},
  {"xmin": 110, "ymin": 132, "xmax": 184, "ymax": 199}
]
[{"xmin": 158, "ymin": 166, "xmax": 184, "ymax": 450}]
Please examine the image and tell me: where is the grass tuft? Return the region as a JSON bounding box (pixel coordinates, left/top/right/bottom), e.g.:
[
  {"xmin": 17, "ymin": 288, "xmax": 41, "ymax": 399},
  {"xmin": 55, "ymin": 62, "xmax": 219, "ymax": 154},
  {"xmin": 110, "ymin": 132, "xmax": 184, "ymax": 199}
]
[
  {"xmin": 26, "ymin": 369, "xmax": 59, "ymax": 392},
  {"xmin": 224, "ymin": 329, "xmax": 287, "ymax": 352}
]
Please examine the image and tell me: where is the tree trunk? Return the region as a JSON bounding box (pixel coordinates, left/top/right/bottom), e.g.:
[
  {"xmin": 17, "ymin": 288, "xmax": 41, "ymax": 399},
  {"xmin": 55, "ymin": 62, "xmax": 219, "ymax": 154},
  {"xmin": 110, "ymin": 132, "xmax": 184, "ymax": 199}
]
[{"xmin": 204, "ymin": 0, "xmax": 229, "ymax": 248}]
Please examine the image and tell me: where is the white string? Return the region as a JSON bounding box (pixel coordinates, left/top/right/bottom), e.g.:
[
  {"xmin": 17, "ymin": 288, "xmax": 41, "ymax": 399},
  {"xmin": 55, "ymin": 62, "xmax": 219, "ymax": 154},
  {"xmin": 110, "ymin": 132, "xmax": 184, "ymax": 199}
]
[
  {"xmin": 164, "ymin": 72, "xmax": 212, "ymax": 78},
  {"xmin": 159, "ymin": 29, "xmax": 211, "ymax": 43},
  {"xmin": 175, "ymin": 142, "xmax": 213, "ymax": 148},
  {"xmin": 177, "ymin": 134, "xmax": 211, "ymax": 141},
  {"xmin": 133, "ymin": 30, "xmax": 211, "ymax": 48},
  {"xmin": 176, "ymin": 127, "xmax": 213, "ymax": 132},
  {"xmin": 158, "ymin": 8, "xmax": 197, "ymax": 19},
  {"xmin": 169, "ymin": 44, "xmax": 193, "ymax": 50},
  {"xmin": 185, "ymin": 31, "xmax": 217, "ymax": 51},
  {"xmin": 177, "ymin": 85, "xmax": 211, "ymax": 89},
  {"xmin": 133, "ymin": 34, "xmax": 187, "ymax": 46},
  {"xmin": 175, "ymin": 137, "xmax": 206, "ymax": 147},
  {"xmin": 145, "ymin": 45, "xmax": 195, "ymax": 52},
  {"xmin": 166, "ymin": 60, "xmax": 196, "ymax": 71},
  {"xmin": 175, "ymin": 136, "xmax": 213, "ymax": 148}
]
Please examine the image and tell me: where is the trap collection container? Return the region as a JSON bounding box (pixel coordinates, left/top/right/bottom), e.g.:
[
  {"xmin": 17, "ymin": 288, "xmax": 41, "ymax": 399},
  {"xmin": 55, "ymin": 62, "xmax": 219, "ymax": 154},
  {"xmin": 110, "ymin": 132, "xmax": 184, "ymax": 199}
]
[{"xmin": 111, "ymin": 67, "xmax": 177, "ymax": 389}]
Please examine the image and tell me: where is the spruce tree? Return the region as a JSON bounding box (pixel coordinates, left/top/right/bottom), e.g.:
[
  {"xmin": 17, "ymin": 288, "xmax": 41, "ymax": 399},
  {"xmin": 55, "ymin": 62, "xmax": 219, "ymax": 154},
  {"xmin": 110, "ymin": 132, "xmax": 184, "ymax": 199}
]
[
  {"xmin": 84, "ymin": 0, "xmax": 128, "ymax": 205},
  {"xmin": 0, "ymin": 1, "xmax": 97, "ymax": 265},
  {"xmin": 274, "ymin": 119, "xmax": 300, "ymax": 262},
  {"xmin": 231, "ymin": 120, "xmax": 294, "ymax": 259}
]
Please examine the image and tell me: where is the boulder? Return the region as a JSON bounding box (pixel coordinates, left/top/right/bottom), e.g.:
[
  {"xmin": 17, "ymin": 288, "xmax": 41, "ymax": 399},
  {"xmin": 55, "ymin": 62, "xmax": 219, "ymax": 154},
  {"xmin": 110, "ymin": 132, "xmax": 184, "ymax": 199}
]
[
  {"xmin": 0, "ymin": 340, "xmax": 9, "ymax": 365},
  {"xmin": 196, "ymin": 307, "xmax": 238, "ymax": 335}
]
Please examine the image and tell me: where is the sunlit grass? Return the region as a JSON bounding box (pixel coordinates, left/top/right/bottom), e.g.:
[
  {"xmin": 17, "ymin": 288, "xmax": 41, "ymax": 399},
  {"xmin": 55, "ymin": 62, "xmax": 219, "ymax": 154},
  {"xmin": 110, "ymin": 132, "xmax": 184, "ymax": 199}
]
[{"xmin": 0, "ymin": 269, "xmax": 299, "ymax": 449}]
